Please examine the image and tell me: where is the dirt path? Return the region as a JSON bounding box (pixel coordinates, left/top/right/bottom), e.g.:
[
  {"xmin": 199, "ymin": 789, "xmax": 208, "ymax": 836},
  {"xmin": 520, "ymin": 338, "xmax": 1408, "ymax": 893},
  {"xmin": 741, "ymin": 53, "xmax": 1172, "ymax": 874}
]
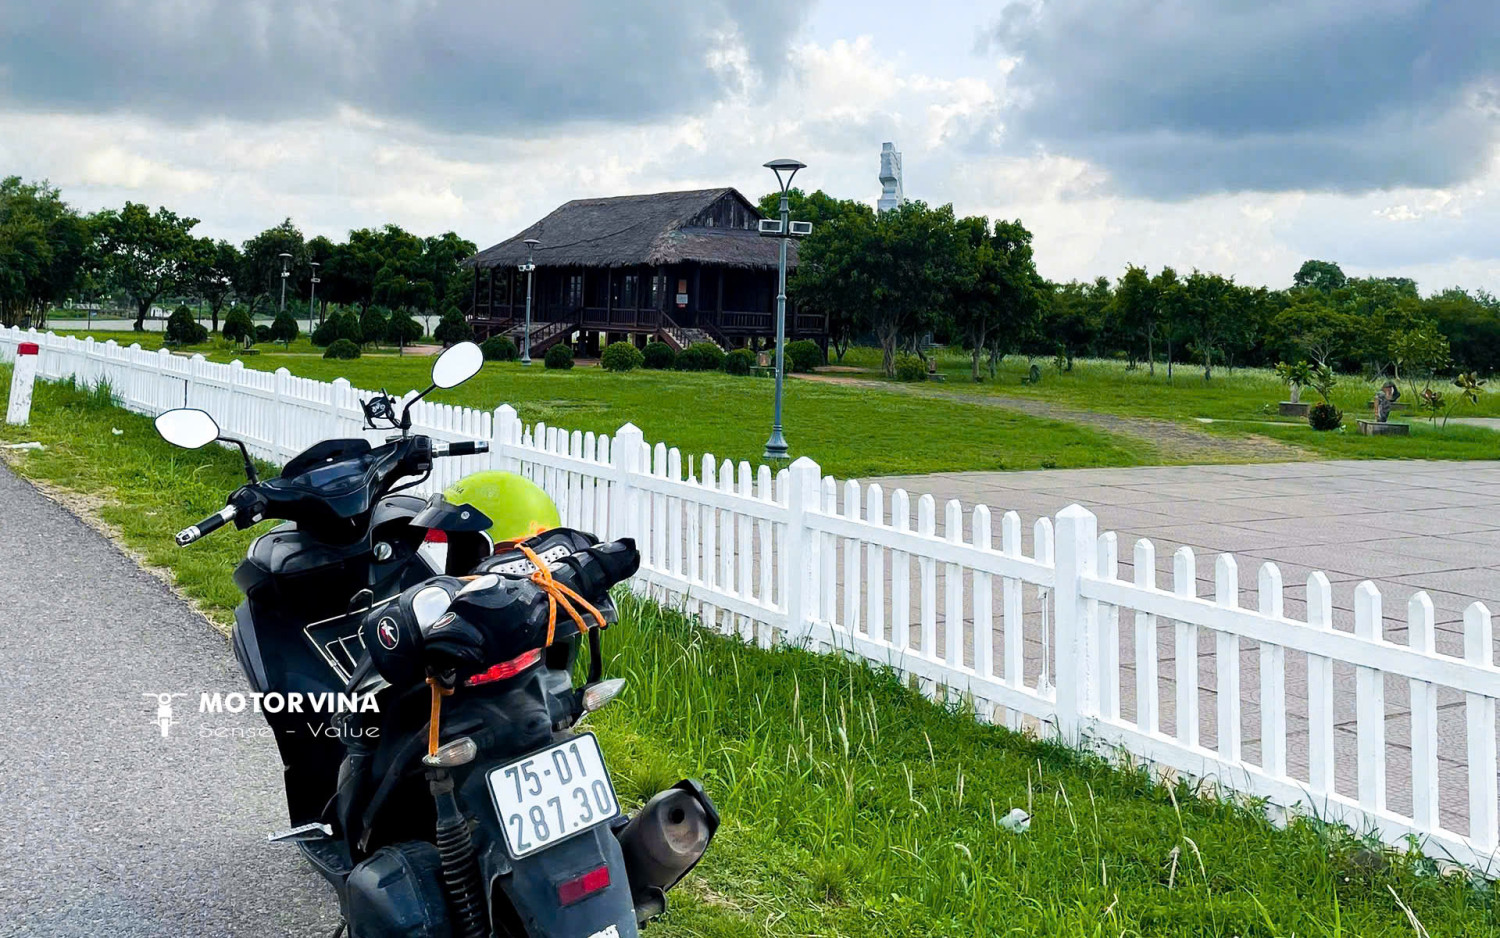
[{"xmin": 796, "ymin": 373, "xmax": 1309, "ymax": 464}]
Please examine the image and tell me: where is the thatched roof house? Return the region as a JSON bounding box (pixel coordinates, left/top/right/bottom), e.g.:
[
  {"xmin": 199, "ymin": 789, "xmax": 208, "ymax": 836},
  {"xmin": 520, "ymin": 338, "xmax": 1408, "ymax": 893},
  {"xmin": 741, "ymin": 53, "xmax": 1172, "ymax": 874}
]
[{"xmin": 467, "ymin": 188, "xmax": 820, "ymax": 354}]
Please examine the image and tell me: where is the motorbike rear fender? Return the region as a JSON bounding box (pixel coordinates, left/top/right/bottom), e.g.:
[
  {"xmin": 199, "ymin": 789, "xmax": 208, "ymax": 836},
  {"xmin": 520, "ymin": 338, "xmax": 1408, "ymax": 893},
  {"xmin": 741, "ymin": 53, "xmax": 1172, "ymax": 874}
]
[{"xmin": 481, "ymin": 826, "xmax": 639, "ymax": 938}]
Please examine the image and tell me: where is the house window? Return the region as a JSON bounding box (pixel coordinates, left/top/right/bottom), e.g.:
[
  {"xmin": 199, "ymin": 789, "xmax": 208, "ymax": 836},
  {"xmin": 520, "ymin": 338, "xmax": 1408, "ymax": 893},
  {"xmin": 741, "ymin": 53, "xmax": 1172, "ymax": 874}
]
[
  {"xmin": 561, "ymin": 273, "xmax": 582, "ymax": 309},
  {"xmin": 619, "ymin": 274, "xmax": 638, "ymax": 309},
  {"xmin": 647, "ymin": 273, "xmax": 665, "ymax": 307}
]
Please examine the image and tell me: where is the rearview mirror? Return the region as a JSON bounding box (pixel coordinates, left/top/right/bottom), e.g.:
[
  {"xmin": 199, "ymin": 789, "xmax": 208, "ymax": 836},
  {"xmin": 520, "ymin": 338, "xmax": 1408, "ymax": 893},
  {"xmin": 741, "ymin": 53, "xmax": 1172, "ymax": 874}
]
[
  {"xmin": 432, "ymin": 342, "xmax": 483, "ymax": 389},
  {"xmin": 155, "ymin": 408, "xmax": 220, "ymax": 450}
]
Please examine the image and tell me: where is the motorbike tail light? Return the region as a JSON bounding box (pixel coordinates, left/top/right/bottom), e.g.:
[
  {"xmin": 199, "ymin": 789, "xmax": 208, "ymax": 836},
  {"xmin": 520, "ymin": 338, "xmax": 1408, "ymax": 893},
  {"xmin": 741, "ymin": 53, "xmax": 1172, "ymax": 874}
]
[
  {"xmin": 464, "ymin": 647, "xmax": 544, "ymax": 687},
  {"xmin": 423, "ymin": 529, "xmax": 448, "ymax": 543},
  {"xmin": 556, "ymin": 865, "xmax": 610, "ymax": 906}
]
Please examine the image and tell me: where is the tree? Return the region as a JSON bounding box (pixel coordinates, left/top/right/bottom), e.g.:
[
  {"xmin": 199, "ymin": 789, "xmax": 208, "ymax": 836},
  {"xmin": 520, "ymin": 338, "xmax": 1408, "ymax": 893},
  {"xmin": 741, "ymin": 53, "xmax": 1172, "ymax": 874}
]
[
  {"xmin": 270, "ymin": 310, "xmax": 300, "ymax": 347},
  {"xmin": 1111, "ymin": 265, "xmax": 1157, "ymax": 372},
  {"xmin": 191, "ymin": 238, "xmax": 240, "ymax": 332},
  {"xmin": 222, "ymin": 307, "xmax": 256, "ymax": 346},
  {"xmin": 780, "ymin": 191, "xmax": 877, "ymax": 361},
  {"xmin": 359, "ymin": 305, "xmax": 389, "ymax": 346},
  {"xmin": 1425, "ymin": 288, "xmax": 1500, "ymax": 375},
  {"xmin": 237, "ymin": 219, "xmax": 304, "ymax": 316},
  {"xmin": 1179, "ymin": 271, "xmax": 1238, "ymax": 380},
  {"xmin": 433, "ymin": 307, "xmax": 473, "ymax": 346},
  {"xmin": 1293, "ymin": 259, "xmax": 1347, "ymax": 293},
  {"xmin": 165, "ymin": 305, "xmax": 207, "ymax": 345},
  {"xmin": 1152, "ymin": 267, "xmax": 1184, "ymax": 381},
  {"xmin": 91, "ymin": 201, "xmax": 198, "ymax": 330},
  {"xmin": 863, "ymin": 201, "xmax": 963, "ymax": 377},
  {"xmin": 386, "ymin": 309, "xmax": 424, "ymax": 351},
  {"xmin": 0, "ymin": 177, "xmax": 92, "ymax": 328}
]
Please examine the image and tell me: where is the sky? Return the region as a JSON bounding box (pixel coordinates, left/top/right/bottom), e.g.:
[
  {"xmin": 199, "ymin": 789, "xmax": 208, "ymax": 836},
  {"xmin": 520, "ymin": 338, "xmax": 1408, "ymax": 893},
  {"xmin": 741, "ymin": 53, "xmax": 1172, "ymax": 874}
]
[{"xmin": 1, "ymin": 0, "xmax": 1497, "ymax": 293}]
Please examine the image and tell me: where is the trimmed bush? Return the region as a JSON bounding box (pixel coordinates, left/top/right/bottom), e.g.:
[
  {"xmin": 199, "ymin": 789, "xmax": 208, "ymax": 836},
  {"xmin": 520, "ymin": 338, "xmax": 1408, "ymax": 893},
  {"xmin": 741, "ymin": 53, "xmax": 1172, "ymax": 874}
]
[
  {"xmin": 643, "ymin": 341, "xmax": 676, "ymax": 370},
  {"xmin": 894, "ymin": 352, "xmax": 927, "ymax": 382},
  {"xmin": 386, "ymin": 311, "xmax": 424, "ymax": 348},
  {"xmin": 312, "ymin": 310, "xmax": 362, "ymax": 347},
  {"xmin": 601, "ymin": 341, "xmax": 645, "ymax": 373},
  {"xmin": 786, "ymin": 339, "xmax": 824, "ymax": 373},
  {"xmin": 270, "ymin": 311, "xmax": 300, "ymax": 347},
  {"xmin": 723, "ymin": 348, "xmax": 755, "ymax": 376},
  {"xmin": 164, "ymin": 306, "xmax": 207, "ymax": 345},
  {"xmin": 324, "ymin": 338, "xmax": 361, "ymax": 360},
  {"xmin": 433, "ymin": 308, "xmax": 473, "ymax": 346},
  {"xmin": 481, "ymin": 335, "xmax": 518, "ymax": 361},
  {"xmin": 255, "ymin": 324, "xmax": 273, "ymax": 343},
  {"xmin": 1308, "ymin": 401, "xmax": 1343, "ymax": 431},
  {"xmin": 675, "ymin": 341, "xmax": 726, "ymax": 372},
  {"xmin": 221, "ymin": 308, "xmax": 256, "ymax": 346},
  {"xmin": 544, "ymin": 344, "xmax": 574, "ymax": 370}
]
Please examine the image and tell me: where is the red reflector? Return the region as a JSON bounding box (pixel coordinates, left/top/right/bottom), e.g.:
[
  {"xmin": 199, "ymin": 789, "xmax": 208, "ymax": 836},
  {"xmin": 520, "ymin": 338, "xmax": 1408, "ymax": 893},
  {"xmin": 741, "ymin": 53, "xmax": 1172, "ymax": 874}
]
[
  {"xmin": 556, "ymin": 865, "xmax": 611, "ymax": 906},
  {"xmin": 463, "ymin": 647, "xmax": 544, "ymax": 687},
  {"xmin": 423, "ymin": 529, "xmax": 448, "ymax": 543}
]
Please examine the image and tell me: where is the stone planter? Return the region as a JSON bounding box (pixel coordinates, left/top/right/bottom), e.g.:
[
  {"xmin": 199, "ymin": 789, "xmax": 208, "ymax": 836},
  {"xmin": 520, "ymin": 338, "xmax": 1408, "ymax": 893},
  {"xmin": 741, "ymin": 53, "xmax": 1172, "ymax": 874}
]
[
  {"xmin": 1357, "ymin": 419, "xmax": 1410, "ymax": 436},
  {"xmin": 1279, "ymin": 401, "xmax": 1311, "ymax": 417}
]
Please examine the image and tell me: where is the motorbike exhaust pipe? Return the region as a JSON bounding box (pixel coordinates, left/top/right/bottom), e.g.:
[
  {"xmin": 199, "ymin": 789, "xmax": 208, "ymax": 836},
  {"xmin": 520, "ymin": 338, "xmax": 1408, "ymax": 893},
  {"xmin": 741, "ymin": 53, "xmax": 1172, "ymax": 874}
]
[{"xmin": 615, "ymin": 779, "xmax": 720, "ymax": 923}]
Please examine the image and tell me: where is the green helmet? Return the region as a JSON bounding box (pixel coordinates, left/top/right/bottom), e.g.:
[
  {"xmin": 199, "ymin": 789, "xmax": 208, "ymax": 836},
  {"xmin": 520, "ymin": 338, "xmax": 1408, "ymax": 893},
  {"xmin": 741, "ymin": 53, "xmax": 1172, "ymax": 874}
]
[{"xmin": 444, "ymin": 470, "xmax": 561, "ymax": 543}]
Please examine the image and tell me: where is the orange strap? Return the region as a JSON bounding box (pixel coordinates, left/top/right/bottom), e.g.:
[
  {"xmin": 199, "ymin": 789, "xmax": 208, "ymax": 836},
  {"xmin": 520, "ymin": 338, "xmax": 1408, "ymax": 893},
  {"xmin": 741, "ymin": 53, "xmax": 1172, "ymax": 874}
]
[
  {"xmin": 426, "ymin": 677, "xmax": 454, "ymax": 758},
  {"xmin": 518, "ymin": 543, "xmax": 607, "ymax": 648}
]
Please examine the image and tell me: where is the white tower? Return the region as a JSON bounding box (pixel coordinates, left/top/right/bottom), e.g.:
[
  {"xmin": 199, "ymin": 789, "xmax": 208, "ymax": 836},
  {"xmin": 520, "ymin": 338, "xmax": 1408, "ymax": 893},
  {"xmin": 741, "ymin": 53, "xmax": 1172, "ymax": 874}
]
[{"xmin": 877, "ymin": 142, "xmax": 904, "ymax": 212}]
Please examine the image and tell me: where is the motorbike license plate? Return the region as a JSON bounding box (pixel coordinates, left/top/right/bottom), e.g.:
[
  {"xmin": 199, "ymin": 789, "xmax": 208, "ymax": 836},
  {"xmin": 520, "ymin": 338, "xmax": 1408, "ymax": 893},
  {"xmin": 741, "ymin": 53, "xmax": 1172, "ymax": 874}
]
[{"xmin": 488, "ymin": 733, "xmax": 621, "ymax": 858}]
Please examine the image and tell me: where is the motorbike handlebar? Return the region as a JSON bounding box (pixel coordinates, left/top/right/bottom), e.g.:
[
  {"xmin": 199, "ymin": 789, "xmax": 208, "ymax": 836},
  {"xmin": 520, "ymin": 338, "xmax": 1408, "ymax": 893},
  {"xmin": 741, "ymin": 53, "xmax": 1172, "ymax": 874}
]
[
  {"xmin": 175, "ymin": 505, "xmax": 238, "ymax": 546},
  {"xmin": 434, "ymin": 440, "xmax": 489, "ymax": 458}
]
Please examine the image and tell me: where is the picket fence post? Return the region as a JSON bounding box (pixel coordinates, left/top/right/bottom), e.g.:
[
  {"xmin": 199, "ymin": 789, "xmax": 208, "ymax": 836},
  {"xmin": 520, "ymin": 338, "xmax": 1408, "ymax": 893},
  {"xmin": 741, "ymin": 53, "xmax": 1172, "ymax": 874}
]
[
  {"xmin": 492, "ymin": 404, "xmax": 521, "ymax": 473},
  {"xmin": 1053, "ymin": 504, "xmax": 1099, "ymax": 742},
  {"xmin": 610, "ymin": 423, "xmax": 645, "ymax": 542},
  {"xmin": 781, "ymin": 456, "xmax": 822, "ymax": 646}
]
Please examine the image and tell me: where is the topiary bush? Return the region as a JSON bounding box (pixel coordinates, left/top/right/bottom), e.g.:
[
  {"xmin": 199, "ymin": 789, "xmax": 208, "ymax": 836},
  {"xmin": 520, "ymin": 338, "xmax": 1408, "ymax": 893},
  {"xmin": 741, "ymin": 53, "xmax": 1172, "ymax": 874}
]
[
  {"xmin": 481, "ymin": 335, "xmax": 518, "ymax": 361},
  {"xmin": 255, "ymin": 324, "xmax": 273, "ymax": 343},
  {"xmin": 675, "ymin": 341, "xmax": 725, "ymax": 372},
  {"xmin": 312, "ymin": 310, "xmax": 362, "ymax": 347},
  {"xmin": 164, "ymin": 306, "xmax": 207, "ymax": 345},
  {"xmin": 221, "ymin": 307, "xmax": 256, "ymax": 346},
  {"xmin": 270, "ymin": 311, "xmax": 300, "ymax": 347},
  {"xmin": 786, "ymin": 339, "xmax": 824, "ymax": 373},
  {"xmin": 601, "ymin": 341, "xmax": 645, "ymax": 372},
  {"xmin": 723, "ymin": 348, "xmax": 754, "ymax": 376},
  {"xmin": 643, "ymin": 341, "xmax": 676, "ymax": 370},
  {"xmin": 323, "ymin": 338, "xmax": 361, "ymax": 360},
  {"xmin": 1308, "ymin": 401, "xmax": 1343, "ymax": 431},
  {"xmin": 433, "ymin": 308, "xmax": 473, "ymax": 347},
  {"xmin": 894, "ymin": 352, "xmax": 927, "ymax": 382},
  {"xmin": 544, "ymin": 344, "xmax": 574, "ymax": 370}
]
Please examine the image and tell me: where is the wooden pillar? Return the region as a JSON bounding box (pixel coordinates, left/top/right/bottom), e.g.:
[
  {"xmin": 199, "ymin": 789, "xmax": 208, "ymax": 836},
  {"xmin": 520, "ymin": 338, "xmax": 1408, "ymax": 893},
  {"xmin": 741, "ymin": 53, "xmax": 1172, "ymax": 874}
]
[
  {"xmin": 716, "ymin": 269, "xmax": 724, "ymax": 324},
  {"xmin": 605, "ymin": 268, "xmax": 613, "ymax": 327}
]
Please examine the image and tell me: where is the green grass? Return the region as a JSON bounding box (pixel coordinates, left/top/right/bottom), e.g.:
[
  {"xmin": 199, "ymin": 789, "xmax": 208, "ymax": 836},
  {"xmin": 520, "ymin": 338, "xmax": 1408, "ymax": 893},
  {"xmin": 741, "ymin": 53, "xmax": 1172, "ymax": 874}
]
[{"xmin": 2, "ymin": 372, "xmax": 1496, "ymax": 936}]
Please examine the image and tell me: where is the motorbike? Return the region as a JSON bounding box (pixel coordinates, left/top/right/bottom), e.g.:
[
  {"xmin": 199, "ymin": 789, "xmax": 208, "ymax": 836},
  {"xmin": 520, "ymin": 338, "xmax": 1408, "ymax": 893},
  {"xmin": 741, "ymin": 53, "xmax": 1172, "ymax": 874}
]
[{"xmin": 154, "ymin": 342, "xmax": 717, "ymax": 938}]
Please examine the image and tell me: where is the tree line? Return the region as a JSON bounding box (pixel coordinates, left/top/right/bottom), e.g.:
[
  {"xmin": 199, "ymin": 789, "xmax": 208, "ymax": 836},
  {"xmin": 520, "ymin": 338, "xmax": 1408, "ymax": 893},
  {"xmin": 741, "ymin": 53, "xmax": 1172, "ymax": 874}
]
[
  {"xmin": 0, "ymin": 176, "xmax": 476, "ymax": 346},
  {"xmin": 763, "ymin": 190, "xmax": 1500, "ymax": 381}
]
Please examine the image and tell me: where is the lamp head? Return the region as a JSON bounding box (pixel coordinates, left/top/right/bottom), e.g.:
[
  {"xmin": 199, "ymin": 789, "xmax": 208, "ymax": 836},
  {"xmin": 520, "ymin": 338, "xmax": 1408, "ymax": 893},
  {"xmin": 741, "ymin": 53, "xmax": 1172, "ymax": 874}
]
[{"xmin": 763, "ymin": 158, "xmax": 806, "ymax": 193}]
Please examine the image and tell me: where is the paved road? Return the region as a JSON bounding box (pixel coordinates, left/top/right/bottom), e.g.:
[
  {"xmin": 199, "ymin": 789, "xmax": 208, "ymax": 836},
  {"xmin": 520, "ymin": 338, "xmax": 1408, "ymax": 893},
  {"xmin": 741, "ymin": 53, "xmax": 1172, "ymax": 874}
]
[
  {"xmin": 0, "ymin": 464, "xmax": 340, "ymax": 937},
  {"xmin": 867, "ymin": 459, "xmax": 1500, "ymax": 834}
]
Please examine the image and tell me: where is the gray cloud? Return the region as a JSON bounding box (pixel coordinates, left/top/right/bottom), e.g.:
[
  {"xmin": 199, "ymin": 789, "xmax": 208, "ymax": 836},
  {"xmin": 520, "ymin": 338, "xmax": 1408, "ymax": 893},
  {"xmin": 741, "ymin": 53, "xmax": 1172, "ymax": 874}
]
[
  {"xmin": 0, "ymin": 0, "xmax": 805, "ymax": 132},
  {"xmin": 985, "ymin": 0, "xmax": 1500, "ymax": 198}
]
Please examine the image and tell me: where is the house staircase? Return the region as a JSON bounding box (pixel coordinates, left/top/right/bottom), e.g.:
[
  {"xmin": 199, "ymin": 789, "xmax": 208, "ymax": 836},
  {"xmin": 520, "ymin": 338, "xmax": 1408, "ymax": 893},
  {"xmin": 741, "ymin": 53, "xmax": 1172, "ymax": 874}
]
[
  {"xmin": 505, "ymin": 317, "xmax": 578, "ymax": 355},
  {"xmin": 658, "ymin": 315, "xmax": 728, "ymax": 352}
]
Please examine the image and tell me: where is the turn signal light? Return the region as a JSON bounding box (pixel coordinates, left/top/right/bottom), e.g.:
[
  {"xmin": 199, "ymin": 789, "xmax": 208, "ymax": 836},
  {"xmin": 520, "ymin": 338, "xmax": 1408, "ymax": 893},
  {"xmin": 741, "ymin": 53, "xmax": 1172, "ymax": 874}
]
[
  {"xmin": 464, "ymin": 647, "xmax": 544, "ymax": 687},
  {"xmin": 556, "ymin": 865, "xmax": 611, "ymax": 906},
  {"xmin": 581, "ymin": 678, "xmax": 626, "ymax": 713}
]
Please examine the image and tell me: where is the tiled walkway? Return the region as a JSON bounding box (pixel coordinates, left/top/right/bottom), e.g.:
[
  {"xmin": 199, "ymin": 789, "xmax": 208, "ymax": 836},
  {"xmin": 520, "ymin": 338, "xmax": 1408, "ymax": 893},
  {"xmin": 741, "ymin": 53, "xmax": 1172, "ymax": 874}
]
[{"xmin": 866, "ymin": 460, "xmax": 1500, "ymax": 834}]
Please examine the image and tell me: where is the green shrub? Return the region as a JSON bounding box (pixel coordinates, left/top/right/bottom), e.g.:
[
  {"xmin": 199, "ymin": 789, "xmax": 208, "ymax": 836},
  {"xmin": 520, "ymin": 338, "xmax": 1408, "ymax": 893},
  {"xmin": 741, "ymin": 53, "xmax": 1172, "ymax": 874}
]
[
  {"xmin": 359, "ymin": 306, "xmax": 388, "ymax": 346},
  {"xmin": 675, "ymin": 341, "xmax": 725, "ymax": 372},
  {"xmin": 894, "ymin": 352, "xmax": 927, "ymax": 382},
  {"xmin": 1308, "ymin": 401, "xmax": 1343, "ymax": 431},
  {"xmin": 723, "ymin": 348, "xmax": 755, "ymax": 375},
  {"xmin": 312, "ymin": 310, "xmax": 362, "ymax": 347},
  {"xmin": 544, "ymin": 344, "xmax": 574, "ymax": 369},
  {"xmin": 221, "ymin": 308, "xmax": 256, "ymax": 346},
  {"xmin": 433, "ymin": 308, "xmax": 473, "ymax": 347},
  {"xmin": 786, "ymin": 339, "xmax": 824, "ymax": 373},
  {"xmin": 481, "ymin": 335, "xmax": 518, "ymax": 361},
  {"xmin": 270, "ymin": 311, "xmax": 300, "ymax": 347},
  {"xmin": 643, "ymin": 341, "xmax": 676, "ymax": 370},
  {"xmin": 254, "ymin": 324, "xmax": 273, "ymax": 343},
  {"xmin": 323, "ymin": 338, "xmax": 361, "ymax": 360},
  {"xmin": 601, "ymin": 341, "xmax": 645, "ymax": 372},
  {"xmin": 386, "ymin": 311, "xmax": 424, "ymax": 347},
  {"xmin": 164, "ymin": 306, "xmax": 207, "ymax": 345}
]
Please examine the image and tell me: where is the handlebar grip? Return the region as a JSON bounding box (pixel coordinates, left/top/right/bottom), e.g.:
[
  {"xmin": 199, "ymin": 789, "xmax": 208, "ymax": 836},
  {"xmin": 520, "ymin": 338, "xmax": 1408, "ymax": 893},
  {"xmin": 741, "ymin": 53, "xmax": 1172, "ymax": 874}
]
[
  {"xmin": 436, "ymin": 440, "xmax": 489, "ymax": 457},
  {"xmin": 175, "ymin": 505, "xmax": 238, "ymax": 546}
]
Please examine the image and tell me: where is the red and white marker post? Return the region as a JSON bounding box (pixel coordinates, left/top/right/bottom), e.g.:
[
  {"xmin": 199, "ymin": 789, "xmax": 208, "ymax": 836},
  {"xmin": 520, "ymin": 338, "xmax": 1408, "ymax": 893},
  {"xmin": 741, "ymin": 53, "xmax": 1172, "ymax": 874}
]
[{"xmin": 5, "ymin": 342, "xmax": 39, "ymax": 426}]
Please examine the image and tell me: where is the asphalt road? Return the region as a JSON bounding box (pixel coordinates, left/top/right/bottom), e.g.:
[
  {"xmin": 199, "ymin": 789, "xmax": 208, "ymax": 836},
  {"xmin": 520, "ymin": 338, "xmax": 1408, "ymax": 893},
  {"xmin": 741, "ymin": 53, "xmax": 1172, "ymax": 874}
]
[{"xmin": 0, "ymin": 464, "xmax": 341, "ymax": 937}]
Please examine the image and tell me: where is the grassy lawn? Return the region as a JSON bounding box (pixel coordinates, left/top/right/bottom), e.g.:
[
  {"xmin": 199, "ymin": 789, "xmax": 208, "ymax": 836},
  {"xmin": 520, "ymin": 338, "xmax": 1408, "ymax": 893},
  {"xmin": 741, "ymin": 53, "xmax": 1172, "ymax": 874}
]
[{"xmin": 2, "ymin": 371, "xmax": 1497, "ymax": 936}]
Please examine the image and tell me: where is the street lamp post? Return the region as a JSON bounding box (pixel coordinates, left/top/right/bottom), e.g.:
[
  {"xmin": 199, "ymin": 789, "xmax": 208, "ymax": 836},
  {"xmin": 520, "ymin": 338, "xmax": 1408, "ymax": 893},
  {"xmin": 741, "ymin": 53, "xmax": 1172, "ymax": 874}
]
[
  {"xmin": 308, "ymin": 261, "xmax": 321, "ymax": 333},
  {"xmin": 759, "ymin": 158, "xmax": 810, "ymax": 461},
  {"xmin": 278, "ymin": 252, "xmax": 293, "ymax": 315},
  {"xmin": 519, "ymin": 238, "xmax": 540, "ymax": 366}
]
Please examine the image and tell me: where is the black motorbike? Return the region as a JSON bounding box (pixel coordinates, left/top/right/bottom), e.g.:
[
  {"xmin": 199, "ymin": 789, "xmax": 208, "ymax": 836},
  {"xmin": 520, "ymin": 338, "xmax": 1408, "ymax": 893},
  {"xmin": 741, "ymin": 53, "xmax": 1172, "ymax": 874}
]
[{"xmin": 154, "ymin": 342, "xmax": 717, "ymax": 938}]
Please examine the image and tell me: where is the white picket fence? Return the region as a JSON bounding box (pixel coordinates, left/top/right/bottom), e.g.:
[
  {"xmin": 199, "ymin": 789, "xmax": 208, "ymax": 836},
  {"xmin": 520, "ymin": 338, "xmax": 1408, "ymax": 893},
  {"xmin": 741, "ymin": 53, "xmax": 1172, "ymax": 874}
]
[{"xmin": 4, "ymin": 327, "xmax": 1498, "ymax": 873}]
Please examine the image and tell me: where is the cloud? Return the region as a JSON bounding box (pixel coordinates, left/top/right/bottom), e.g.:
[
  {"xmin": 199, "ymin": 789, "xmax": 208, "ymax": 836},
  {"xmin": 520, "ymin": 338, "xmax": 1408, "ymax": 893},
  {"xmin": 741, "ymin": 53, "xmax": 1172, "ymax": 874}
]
[
  {"xmin": 0, "ymin": 0, "xmax": 807, "ymax": 133},
  {"xmin": 984, "ymin": 0, "xmax": 1500, "ymax": 198}
]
